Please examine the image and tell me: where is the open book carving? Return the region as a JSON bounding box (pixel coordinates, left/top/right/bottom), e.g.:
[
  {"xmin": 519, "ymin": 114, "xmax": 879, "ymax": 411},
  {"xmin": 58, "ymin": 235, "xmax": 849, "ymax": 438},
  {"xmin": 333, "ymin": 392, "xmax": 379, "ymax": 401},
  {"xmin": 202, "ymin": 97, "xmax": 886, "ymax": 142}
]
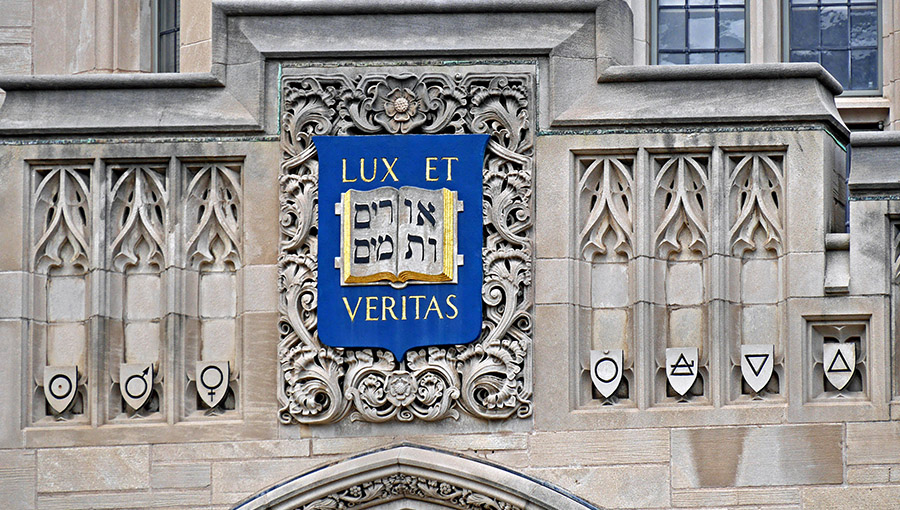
[{"xmin": 338, "ymin": 186, "xmax": 462, "ymax": 285}]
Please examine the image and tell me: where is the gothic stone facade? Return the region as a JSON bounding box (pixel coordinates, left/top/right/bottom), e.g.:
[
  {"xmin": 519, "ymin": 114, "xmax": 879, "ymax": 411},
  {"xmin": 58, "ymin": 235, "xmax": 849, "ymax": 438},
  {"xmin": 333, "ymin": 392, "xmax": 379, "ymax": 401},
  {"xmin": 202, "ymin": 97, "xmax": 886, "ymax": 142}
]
[{"xmin": 2, "ymin": 2, "xmax": 900, "ymax": 509}]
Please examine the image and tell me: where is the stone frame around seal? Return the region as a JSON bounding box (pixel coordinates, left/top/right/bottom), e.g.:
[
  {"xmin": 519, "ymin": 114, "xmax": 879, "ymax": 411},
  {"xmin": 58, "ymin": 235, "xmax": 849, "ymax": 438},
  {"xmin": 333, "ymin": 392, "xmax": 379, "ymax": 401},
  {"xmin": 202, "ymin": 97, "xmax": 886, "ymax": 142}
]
[{"xmin": 276, "ymin": 66, "xmax": 535, "ymax": 424}]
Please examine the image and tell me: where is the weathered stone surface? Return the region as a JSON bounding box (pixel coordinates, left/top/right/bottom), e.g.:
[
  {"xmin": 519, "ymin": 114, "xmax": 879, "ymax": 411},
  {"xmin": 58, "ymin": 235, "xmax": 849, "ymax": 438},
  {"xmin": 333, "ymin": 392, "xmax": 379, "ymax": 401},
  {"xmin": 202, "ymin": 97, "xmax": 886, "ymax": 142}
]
[
  {"xmin": 671, "ymin": 425, "xmax": 843, "ymax": 488},
  {"xmin": 37, "ymin": 489, "xmax": 212, "ymax": 510},
  {"xmin": 0, "ymin": 450, "xmax": 35, "ymax": 510},
  {"xmin": 37, "ymin": 446, "xmax": 149, "ymax": 493},
  {"xmin": 847, "ymin": 422, "xmax": 900, "ymax": 465},
  {"xmin": 671, "ymin": 487, "xmax": 800, "ymax": 507},
  {"xmin": 152, "ymin": 440, "xmax": 310, "ymax": 462},
  {"xmin": 211, "ymin": 457, "xmax": 330, "ymax": 495},
  {"xmin": 800, "ymin": 486, "xmax": 900, "ymax": 509},
  {"xmin": 847, "ymin": 465, "xmax": 891, "ymax": 484},
  {"xmin": 151, "ymin": 463, "xmax": 211, "ymax": 489},
  {"xmin": 529, "ymin": 429, "xmax": 669, "ymax": 466},
  {"xmin": 527, "ymin": 464, "xmax": 669, "ymax": 509}
]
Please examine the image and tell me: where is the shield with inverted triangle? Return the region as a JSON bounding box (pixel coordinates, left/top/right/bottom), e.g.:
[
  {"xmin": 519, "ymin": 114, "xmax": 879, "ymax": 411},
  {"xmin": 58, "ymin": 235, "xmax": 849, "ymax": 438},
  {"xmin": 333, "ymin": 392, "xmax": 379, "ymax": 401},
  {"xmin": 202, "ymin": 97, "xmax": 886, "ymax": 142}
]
[
  {"xmin": 120, "ymin": 363, "xmax": 153, "ymax": 411},
  {"xmin": 666, "ymin": 347, "xmax": 698, "ymax": 396},
  {"xmin": 43, "ymin": 365, "xmax": 77, "ymax": 414},
  {"xmin": 824, "ymin": 342, "xmax": 855, "ymax": 390},
  {"xmin": 590, "ymin": 349, "xmax": 623, "ymax": 398},
  {"xmin": 741, "ymin": 344, "xmax": 774, "ymax": 393}
]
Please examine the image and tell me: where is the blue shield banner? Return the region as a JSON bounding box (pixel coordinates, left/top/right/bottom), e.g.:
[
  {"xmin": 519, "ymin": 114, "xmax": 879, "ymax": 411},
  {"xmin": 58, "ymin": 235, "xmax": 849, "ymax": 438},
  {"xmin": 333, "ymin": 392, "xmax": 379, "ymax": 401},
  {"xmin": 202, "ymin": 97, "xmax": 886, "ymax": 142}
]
[{"xmin": 314, "ymin": 134, "xmax": 489, "ymax": 360}]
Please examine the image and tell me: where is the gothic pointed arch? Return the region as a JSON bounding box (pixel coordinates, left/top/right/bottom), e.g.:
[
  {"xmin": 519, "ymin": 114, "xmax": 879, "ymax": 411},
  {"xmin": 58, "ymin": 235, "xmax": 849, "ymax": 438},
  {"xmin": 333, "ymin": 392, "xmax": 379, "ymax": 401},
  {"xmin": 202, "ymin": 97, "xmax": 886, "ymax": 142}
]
[{"xmin": 233, "ymin": 444, "xmax": 600, "ymax": 510}]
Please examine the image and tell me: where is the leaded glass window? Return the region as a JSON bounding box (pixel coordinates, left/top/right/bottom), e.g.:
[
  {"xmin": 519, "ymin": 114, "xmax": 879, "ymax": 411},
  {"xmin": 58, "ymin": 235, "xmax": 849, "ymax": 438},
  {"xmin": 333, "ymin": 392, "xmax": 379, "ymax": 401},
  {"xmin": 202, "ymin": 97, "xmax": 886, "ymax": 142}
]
[
  {"xmin": 157, "ymin": 0, "xmax": 179, "ymax": 73},
  {"xmin": 787, "ymin": 0, "xmax": 879, "ymax": 91},
  {"xmin": 656, "ymin": 0, "xmax": 747, "ymax": 65}
]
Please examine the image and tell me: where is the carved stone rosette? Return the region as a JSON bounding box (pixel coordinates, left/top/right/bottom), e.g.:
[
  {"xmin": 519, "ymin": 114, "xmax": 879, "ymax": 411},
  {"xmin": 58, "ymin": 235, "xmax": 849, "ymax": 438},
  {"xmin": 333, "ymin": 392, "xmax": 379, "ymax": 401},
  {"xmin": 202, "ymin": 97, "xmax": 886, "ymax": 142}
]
[{"xmin": 277, "ymin": 71, "xmax": 534, "ymax": 424}]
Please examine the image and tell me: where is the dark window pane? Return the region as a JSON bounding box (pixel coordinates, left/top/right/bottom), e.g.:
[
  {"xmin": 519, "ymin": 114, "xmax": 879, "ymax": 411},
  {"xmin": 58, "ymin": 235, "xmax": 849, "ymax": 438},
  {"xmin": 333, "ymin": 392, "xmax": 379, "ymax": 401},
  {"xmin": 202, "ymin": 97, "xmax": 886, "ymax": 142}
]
[
  {"xmin": 719, "ymin": 51, "xmax": 745, "ymax": 63},
  {"xmin": 850, "ymin": 48, "xmax": 877, "ymax": 89},
  {"xmin": 850, "ymin": 7, "xmax": 877, "ymax": 47},
  {"xmin": 688, "ymin": 52, "xmax": 715, "ymax": 64},
  {"xmin": 719, "ymin": 9, "xmax": 745, "ymax": 49},
  {"xmin": 790, "ymin": 7, "xmax": 819, "ymax": 49},
  {"xmin": 822, "ymin": 49, "xmax": 850, "ymax": 86},
  {"xmin": 659, "ymin": 9, "xmax": 687, "ymax": 50},
  {"xmin": 659, "ymin": 53, "xmax": 688, "ymax": 65},
  {"xmin": 688, "ymin": 9, "xmax": 716, "ymax": 49},
  {"xmin": 790, "ymin": 49, "xmax": 819, "ymax": 62},
  {"xmin": 820, "ymin": 7, "xmax": 849, "ymax": 48}
]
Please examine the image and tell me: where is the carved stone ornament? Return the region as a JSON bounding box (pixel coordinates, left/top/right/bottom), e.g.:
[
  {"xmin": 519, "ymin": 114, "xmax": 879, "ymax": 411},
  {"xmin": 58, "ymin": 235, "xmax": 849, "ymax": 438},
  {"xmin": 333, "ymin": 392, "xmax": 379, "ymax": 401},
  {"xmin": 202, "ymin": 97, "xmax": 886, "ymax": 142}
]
[
  {"xmin": 277, "ymin": 71, "xmax": 534, "ymax": 424},
  {"xmin": 301, "ymin": 473, "xmax": 523, "ymax": 510}
]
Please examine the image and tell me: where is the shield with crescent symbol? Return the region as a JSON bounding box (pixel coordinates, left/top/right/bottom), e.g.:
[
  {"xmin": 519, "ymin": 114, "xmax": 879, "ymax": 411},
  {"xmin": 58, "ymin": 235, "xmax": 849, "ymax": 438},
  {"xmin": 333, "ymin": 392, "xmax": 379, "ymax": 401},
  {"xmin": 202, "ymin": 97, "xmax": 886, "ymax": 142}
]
[
  {"xmin": 590, "ymin": 349, "xmax": 623, "ymax": 398},
  {"xmin": 666, "ymin": 347, "xmax": 698, "ymax": 396},
  {"xmin": 823, "ymin": 342, "xmax": 855, "ymax": 391},
  {"xmin": 120, "ymin": 363, "xmax": 153, "ymax": 411},
  {"xmin": 196, "ymin": 361, "xmax": 230, "ymax": 408},
  {"xmin": 741, "ymin": 344, "xmax": 774, "ymax": 393},
  {"xmin": 43, "ymin": 365, "xmax": 77, "ymax": 414}
]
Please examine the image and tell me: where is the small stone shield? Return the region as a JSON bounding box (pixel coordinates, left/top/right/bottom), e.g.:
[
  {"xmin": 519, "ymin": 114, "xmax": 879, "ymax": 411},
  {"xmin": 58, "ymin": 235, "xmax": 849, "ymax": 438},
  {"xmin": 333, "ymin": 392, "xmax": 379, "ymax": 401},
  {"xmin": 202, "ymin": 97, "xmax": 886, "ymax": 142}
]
[
  {"xmin": 741, "ymin": 344, "xmax": 774, "ymax": 393},
  {"xmin": 43, "ymin": 366, "xmax": 77, "ymax": 414},
  {"xmin": 590, "ymin": 349, "xmax": 623, "ymax": 398},
  {"xmin": 196, "ymin": 361, "xmax": 230, "ymax": 408},
  {"xmin": 120, "ymin": 363, "xmax": 153, "ymax": 411},
  {"xmin": 666, "ymin": 347, "xmax": 698, "ymax": 396},
  {"xmin": 824, "ymin": 343, "xmax": 855, "ymax": 390}
]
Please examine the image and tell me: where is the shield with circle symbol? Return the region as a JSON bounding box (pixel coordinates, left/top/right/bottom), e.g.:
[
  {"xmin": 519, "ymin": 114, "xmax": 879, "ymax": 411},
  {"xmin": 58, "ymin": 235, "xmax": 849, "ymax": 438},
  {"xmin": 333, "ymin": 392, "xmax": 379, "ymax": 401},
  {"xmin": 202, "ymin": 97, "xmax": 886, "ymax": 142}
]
[
  {"xmin": 590, "ymin": 349, "xmax": 623, "ymax": 398},
  {"xmin": 120, "ymin": 363, "xmax": 154, "ymax": 411},
  {"xmin": 43, "ymin": 366, "xmax": 77, "ymax": 414},
  {"xmin": 196, "ymin": 361, "xmax": 230, "ymax": 408}
]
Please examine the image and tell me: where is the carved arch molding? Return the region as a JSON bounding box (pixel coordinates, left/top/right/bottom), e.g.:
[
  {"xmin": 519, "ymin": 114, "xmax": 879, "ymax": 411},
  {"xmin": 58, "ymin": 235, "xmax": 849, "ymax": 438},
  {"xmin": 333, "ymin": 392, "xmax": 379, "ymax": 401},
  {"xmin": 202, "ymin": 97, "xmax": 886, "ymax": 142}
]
[
  {"xmin": 233, "ymin": 445, "xmax": 597, "ymax": 510},
  {"xmin": 277, "ymin": 69, "xmax": 534, "ymax": 424}
]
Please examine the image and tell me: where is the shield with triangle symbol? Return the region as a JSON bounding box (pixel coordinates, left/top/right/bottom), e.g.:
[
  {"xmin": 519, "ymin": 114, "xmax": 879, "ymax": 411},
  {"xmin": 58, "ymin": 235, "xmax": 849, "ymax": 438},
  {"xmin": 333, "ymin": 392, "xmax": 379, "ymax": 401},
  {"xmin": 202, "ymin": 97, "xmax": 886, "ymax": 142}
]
[
  {"xmin": 823, "ymin": 342, "xmax": 855, "ymax": 391},
  {"xmin": 741, "ymin": 344, "xmax": 774, "ymax": 393},
  {"xmin": 666, "ymin": 347, "xmax": 698, "ymax": 396}
]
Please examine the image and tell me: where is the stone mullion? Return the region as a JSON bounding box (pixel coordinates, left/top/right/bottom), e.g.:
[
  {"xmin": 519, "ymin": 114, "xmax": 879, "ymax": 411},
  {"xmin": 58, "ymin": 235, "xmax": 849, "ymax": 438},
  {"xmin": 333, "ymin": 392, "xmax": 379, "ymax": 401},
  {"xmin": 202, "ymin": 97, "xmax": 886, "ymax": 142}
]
[
  {"xmin": 708, "ymin": 146, "xmax": 727, "ymax": 409},
  {"xmin": 165, "ymin": 156, "xmax": 180, "ymax": 425},
  {"xmin": 633, "ymin": 147, "xmax": 652, "ymax": 410},
  {"xmin": 90, "ymin": 157, "xmax": 105, "ymax": 427}
]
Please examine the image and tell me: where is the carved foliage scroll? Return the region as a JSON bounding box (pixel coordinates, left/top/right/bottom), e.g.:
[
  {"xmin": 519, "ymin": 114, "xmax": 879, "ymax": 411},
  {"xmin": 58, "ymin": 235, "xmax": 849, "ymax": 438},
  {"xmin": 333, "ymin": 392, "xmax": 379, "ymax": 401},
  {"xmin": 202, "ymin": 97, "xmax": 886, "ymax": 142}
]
[
  {"xmin": 729, "ymin": 154, "xmax": 784, "ymax": 256},
  {"xmin": 278, "ymin": 72, "xmax": 533, "ymax": 424},
  {"xmin": 301, "ymin": 473, "xmax": 523, "ymax": 510}
]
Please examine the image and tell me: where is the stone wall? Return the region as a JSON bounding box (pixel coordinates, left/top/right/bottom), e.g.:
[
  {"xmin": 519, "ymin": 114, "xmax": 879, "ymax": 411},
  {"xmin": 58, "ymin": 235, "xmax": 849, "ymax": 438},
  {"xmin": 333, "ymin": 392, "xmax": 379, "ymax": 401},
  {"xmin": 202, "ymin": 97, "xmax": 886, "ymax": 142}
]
[{"xmin": 1, "ymin": 2, "xmax": 899, "ymax": 509}]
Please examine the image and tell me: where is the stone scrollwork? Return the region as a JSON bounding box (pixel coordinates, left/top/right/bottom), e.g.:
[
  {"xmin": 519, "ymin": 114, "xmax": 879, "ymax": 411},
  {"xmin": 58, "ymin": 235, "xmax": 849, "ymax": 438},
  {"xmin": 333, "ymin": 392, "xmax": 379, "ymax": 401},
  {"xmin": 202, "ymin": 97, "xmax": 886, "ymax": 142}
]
[
  {"xmin": 277, "ymin": 71, "xmax": 534, "ymax": 424},
  {"xmin": 109, "ymin": 165, "xmax": 168, "ymax": 272},
  {"xmin": 578, "ymin": 157, "xmax": 634, "ymax": 261},
  {"xmin": 33, "ymin": 165, "xmax": 92, "ymax": 274},
  {"xmin": 653, "ymin": 155, "xmax": 709, "ymax": 259},
  {"xmin": 300, "ymin": 473, "xmax": 523, "ymax": 510},
  {"xmin": 729, "ymin": 154, "xmax": 784, "ymax": 257}
]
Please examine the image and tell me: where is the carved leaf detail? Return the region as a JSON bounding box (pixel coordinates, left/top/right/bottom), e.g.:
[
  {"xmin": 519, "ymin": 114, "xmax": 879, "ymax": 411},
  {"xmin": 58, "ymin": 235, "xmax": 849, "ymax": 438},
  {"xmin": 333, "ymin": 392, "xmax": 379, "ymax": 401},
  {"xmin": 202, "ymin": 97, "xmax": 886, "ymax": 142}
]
[
  {"xmin": 277, "ymin": 71, "xmax": 533, "ymax": 424},
  {"xmin": 578, "ymin": 157, "xmax": 634, "ymax": 261},
  {"xmin": 301, "ymin": 473, "xmax": 523, "ymax": 510},
  {"xmin": 33, "ymin": 166, "xmax": 92, "ymax": 274},
  {"xmin": 109, "ymin": 165, "xmax": 167, "ymax": 272},
  {"xmin": 654, "ymin": 156, "xmax": 709, "ymax": 259},
  {"xmin": 729, "ymin": 154, "xmax": 784, "ymax": 256},
  {"xmin": 185, "ymin": 163, "xmax": 242, "ymax": 271}
]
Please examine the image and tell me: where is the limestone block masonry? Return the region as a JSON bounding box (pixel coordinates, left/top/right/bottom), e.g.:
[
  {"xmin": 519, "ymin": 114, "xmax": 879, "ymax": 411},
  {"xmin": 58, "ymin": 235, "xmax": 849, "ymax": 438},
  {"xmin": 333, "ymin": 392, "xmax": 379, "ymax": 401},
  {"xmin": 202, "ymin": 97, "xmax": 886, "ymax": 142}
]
[{"xmin": 1, "ymin": 1, "xmax": 899, "ymax": 509}]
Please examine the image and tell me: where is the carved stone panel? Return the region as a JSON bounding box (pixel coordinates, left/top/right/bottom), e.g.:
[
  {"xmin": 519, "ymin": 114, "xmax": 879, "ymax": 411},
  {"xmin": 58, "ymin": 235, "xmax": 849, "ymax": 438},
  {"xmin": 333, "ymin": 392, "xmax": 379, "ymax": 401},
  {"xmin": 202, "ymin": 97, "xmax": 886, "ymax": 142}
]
[{"xmin": 277, "ymin": 69, "xmax": 534, "ymax": 424}]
